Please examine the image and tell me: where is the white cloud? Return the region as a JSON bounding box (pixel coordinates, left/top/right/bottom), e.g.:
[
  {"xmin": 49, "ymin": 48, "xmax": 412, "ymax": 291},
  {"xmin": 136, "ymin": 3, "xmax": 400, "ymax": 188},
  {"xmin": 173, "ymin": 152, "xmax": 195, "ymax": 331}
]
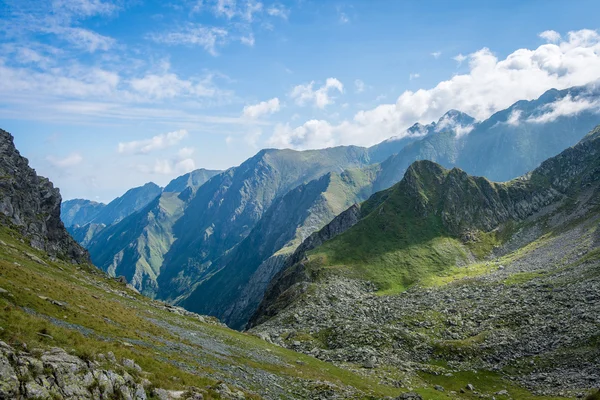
[
  {"xmin": 409, "ymin": 73, "xmax": 420, "ymax": 80},
  {"xmin": 52, "ymin": 0, "xmax": 118, "ymax": 18},
  {"xmin": 454, "ymin": 53, "xmax": 467, "ymax": 65},
  {"xmin": 339, "ymin": 12, "xmax": 349, "ymax": 24},
  {"xmin": 539, "ymin": 30, "xmax": 561, "ymax": 43},
  {"xmin": 118, "ymin": 130, "xmax": 189, "ymax": 154},
  {"xmin": 214, "ymin": 0, "xmax": 237, "ymax": 19},
  {"xmin": 58, "ymin": 27, "xmax": 115, "ymax": 52},
  {"xmin": 178, "ymin": 147, "xmax": 195, "ymax": 158},
  {"xmin": 129, "ymin": 73, "xmax": 216, "ymax": 100},
  {"xmin": 290, "ymin": 78, "xmax": 344, "ymax": 109},
  {"xmin": 175, "ymin": 158, "xmax": 196, "ymax": 174},
  {"xmin": 242, "ymin": 0, "xmax": 263, "ymax": 22},
  {"xmin": 528, "ymin": 94, "xmax": 600, "ymax": 124},
  {"xmin": 354, "ymin": 79, "xmax": 366, "ymax": 93},
  {"xmin": 243, "ymin": 97, "xmax": 280, "ymax": 118},
  {"xmin": 267, "ymin": 4, "xmax": 289, "ymax": 19},
  {"xmin": 240, "ymin": 33, "xmax": 255, "ymax": 47},
  {"xmin": 431, "ymin": 51, "xmax": 442, "ymax": 59},
  {"xmin": 506, "ymin": 109, "xmax": 522, "ymax": 126},
  {"xmin": 47, "ymin": 152, "xmax": 83, "ymax": 168},
  {"xmin": 268, "ymin": 29, "xmax": 600, "ymax": 149},
  {"xmin": 150, "ymin": 25, "xmax": 228, "ymax": 56},
  {"xmin": 268, "ymin": 120, "xmax": 335, "ymax": 149}
]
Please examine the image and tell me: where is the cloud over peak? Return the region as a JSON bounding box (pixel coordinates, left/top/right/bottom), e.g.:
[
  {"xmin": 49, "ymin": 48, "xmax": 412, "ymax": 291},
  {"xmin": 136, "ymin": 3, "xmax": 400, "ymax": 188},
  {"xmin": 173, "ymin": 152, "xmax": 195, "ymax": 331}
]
[{"xmin": 269, "ymin": 29, "xmax": 600, "ymax": 149}]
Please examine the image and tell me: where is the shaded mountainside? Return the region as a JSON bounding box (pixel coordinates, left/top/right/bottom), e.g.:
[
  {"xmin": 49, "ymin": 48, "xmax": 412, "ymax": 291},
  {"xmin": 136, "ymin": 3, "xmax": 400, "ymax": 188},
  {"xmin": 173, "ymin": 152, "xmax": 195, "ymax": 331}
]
[
  {"xmin": 60, "ymin": 199, "xmax": 106, "ymax": 228},
  {"xmin": 155, "ymin": 146, "xmax": 376, "ymax": 299},
  {"xmin": 248, "ymin": 126, "xmax": 600, "ymax": 398},
  {"xmin": 74, "ymin": 169, "xmax": 222, "ymax": 297},
  {"xmin": 179, "ymin": 167, "xmax": 381, "ymax": 329},
  {"xmin": 0, "ymin": 129, "xmax": 87, "ymax": 263}
]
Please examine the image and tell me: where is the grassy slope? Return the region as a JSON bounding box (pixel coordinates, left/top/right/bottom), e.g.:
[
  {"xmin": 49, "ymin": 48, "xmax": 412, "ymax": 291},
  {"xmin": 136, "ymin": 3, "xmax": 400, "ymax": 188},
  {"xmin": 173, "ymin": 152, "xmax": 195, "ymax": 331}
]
[
  {"xmin": 1, "ymin": 220, "xmax": 570, "ymax": 399},
  {"xmin": 0, "ymin": 223, "xmax": 411, "ymax": 399},
  {"xmin": 306, "ymin": 163, "xmax": 474, "ymax": 294}
]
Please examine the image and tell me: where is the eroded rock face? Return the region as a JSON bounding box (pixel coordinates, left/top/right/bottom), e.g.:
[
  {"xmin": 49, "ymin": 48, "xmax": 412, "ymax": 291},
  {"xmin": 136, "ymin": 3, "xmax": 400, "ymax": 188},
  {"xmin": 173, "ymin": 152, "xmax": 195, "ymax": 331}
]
[
  {"xmin": 0, "ymin": 341, "xmax": 233, "ymax": 400},
  {"xmin": 0, "ymin": 130, "xmax": 88, "ymax": 263}
]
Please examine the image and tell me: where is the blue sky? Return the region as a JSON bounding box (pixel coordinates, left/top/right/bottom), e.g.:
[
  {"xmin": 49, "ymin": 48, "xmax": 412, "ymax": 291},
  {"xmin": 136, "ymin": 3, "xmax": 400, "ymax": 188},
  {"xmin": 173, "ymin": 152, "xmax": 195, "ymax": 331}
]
[{"xmin": 2, "ymin": 0, "xmax": 600, "ymax": 202}]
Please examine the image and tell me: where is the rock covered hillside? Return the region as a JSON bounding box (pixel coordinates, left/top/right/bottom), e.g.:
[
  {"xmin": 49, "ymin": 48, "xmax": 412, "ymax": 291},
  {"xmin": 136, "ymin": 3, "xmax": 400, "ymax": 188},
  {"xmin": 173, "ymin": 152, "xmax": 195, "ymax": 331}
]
[
  {"xmin": 249, "ymin": 126, "xmax": 600, "ymax": 399},
  {"xmin": 0, "ymin": 129, "xmax": 88, "ymax": 263}
]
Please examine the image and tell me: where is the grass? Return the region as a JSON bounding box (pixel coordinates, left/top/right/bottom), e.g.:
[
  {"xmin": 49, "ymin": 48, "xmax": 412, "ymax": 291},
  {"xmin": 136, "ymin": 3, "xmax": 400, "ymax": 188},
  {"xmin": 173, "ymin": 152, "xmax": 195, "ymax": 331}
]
[
  {"xmin": 417, "ymin": 370, "xmax": 568, "ymax": 400},
  {"xmin": 0, "ymin": 223, "xmax": 414, "ymax": 398}
]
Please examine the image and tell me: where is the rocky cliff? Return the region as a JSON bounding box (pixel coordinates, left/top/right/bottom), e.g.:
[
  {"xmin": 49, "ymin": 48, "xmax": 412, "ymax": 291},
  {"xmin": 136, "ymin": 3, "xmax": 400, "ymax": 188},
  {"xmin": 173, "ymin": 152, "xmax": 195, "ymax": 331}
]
[{"xmin": 0, "ymin": 130, "xmax": 88, "ymax": 263}]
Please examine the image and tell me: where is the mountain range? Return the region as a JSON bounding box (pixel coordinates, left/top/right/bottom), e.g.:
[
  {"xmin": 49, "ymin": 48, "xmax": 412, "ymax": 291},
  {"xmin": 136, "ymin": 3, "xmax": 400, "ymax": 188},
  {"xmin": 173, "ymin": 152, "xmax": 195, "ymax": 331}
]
[
  {"xmin": 249, "ymin": 124, "xmax": 600, "ymax": 398},
  {"xmin": 2, "ymin": 93, "xmax": 600, "ymax": 398},
  {"xmin": 61, "ymin": 83, "xmax": 600, "ymax": 331}
]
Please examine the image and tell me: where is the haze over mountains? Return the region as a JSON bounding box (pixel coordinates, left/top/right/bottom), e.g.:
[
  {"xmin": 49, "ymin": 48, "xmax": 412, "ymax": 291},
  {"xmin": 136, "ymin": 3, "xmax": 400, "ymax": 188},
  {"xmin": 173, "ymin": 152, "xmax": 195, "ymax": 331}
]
[{"xmin": 60, "ymin": 83, "xmax": 600, "ymax": 330}]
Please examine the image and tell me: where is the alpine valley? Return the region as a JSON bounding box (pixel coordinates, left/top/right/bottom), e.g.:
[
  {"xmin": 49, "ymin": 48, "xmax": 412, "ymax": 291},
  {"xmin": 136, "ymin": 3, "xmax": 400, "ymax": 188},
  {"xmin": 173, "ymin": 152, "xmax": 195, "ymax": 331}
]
[{"xmin": 2, "ymin": 83, "xmax": 600, "ymax": 400}]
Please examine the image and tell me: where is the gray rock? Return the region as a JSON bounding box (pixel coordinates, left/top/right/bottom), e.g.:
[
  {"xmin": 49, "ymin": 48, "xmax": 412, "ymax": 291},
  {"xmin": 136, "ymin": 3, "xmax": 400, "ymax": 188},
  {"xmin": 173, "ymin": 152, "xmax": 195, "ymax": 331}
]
[{"xmin": 0, "ymin": 129, "xmax": 89, "ymax": 263}]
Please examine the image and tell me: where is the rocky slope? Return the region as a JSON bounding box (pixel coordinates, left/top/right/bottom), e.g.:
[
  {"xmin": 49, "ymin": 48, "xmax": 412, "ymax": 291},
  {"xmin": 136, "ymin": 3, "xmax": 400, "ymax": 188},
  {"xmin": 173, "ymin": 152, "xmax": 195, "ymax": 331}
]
[
  {"xmin": 0, "ymin": 129, "xmax": 87, "ymax": 263},
  {"xmin": 249, "ymin": 126, "xmax": 600, "ymax": 398}
]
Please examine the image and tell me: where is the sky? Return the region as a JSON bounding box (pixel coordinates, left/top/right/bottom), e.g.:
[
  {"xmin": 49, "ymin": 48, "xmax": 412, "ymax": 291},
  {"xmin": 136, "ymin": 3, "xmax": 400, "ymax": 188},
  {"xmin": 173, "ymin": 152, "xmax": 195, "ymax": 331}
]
[{"xmin": 2, "ymin": 0, "xmax": 600, "ymax": 202}]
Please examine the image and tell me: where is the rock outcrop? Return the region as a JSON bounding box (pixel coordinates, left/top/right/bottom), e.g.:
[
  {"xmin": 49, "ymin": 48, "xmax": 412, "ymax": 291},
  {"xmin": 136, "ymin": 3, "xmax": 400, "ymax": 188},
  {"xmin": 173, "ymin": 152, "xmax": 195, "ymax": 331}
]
[
  {"xmin": 0, "ymin": 340, "xmax": 229, "ymax": 400},
  {"xmin": 0, "ymin": 130, "xmax": 88, "ymax": 263}
]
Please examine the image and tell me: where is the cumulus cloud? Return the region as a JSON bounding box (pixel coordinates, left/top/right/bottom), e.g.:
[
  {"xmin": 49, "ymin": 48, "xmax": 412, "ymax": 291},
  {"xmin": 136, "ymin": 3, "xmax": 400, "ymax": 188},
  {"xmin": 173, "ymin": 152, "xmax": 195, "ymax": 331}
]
[
  {"xmin": 290, "ymin": 78, "xmax": 344, "ymax": 109},
  {"xmin": 409, "ymin": 73, "xmax": 420, "ymax": 80},
  {"xmin": 268, "ymin": 120, "xmax": 335, "ymax": 149},
  {"xmin": 528, "ymin": 94, "xmax": 600, "ymax": 124},
  {"xmin": 539, "ymin": 30, "xmax": 561, "ymax": 43},
  {"xmin": 47, "ymin": 153, "xmax": 83, "ymax": 168},
  {"xmin": 431, "ymin": 51, "xmax": 442, "ymax": 59},
  {"xmin": 268, "ymin": 29, "xmax": 600, "ymax": 149},
  {"xmin": 118, "ymin": 130, "xmax": 189, "ymax": 154},
  {"xmin": 243, "ymin": 97, "xmax": 280, "ymax": 118}
]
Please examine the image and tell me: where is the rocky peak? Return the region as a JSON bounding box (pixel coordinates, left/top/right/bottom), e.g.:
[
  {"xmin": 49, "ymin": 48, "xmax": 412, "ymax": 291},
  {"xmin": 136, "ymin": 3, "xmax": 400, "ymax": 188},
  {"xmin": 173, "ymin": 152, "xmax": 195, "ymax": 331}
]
[{"xmin": 0, "ymin": 129, "xmax": 88, "ymax": 263}]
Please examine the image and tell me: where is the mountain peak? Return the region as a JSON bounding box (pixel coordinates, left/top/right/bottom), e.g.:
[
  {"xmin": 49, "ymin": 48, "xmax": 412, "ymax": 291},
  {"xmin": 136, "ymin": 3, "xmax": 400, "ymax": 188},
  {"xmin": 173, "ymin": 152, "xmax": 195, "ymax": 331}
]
[
  {"xmin": 0, "ymin": 129, "xmax": 89, "ymax": 263},
  {"xmin": 437, "ymin": 109, "xmax": 476, "ymax": 127}
]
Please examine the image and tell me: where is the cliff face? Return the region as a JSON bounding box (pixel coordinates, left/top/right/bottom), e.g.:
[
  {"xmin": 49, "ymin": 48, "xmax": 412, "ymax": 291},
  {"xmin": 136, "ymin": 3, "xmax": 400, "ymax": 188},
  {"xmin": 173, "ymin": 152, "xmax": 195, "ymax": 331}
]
[{"xmin": 0, "ymin": 130, "xmax": 88, "ymax": 263}]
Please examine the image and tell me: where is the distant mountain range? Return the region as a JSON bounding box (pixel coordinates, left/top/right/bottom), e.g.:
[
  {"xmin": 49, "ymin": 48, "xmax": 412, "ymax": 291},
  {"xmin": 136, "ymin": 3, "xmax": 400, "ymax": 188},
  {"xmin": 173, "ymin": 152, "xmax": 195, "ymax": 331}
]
[{"xmin": 62, "ymin": 83, "xmax": 600, "ymax": 329}]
